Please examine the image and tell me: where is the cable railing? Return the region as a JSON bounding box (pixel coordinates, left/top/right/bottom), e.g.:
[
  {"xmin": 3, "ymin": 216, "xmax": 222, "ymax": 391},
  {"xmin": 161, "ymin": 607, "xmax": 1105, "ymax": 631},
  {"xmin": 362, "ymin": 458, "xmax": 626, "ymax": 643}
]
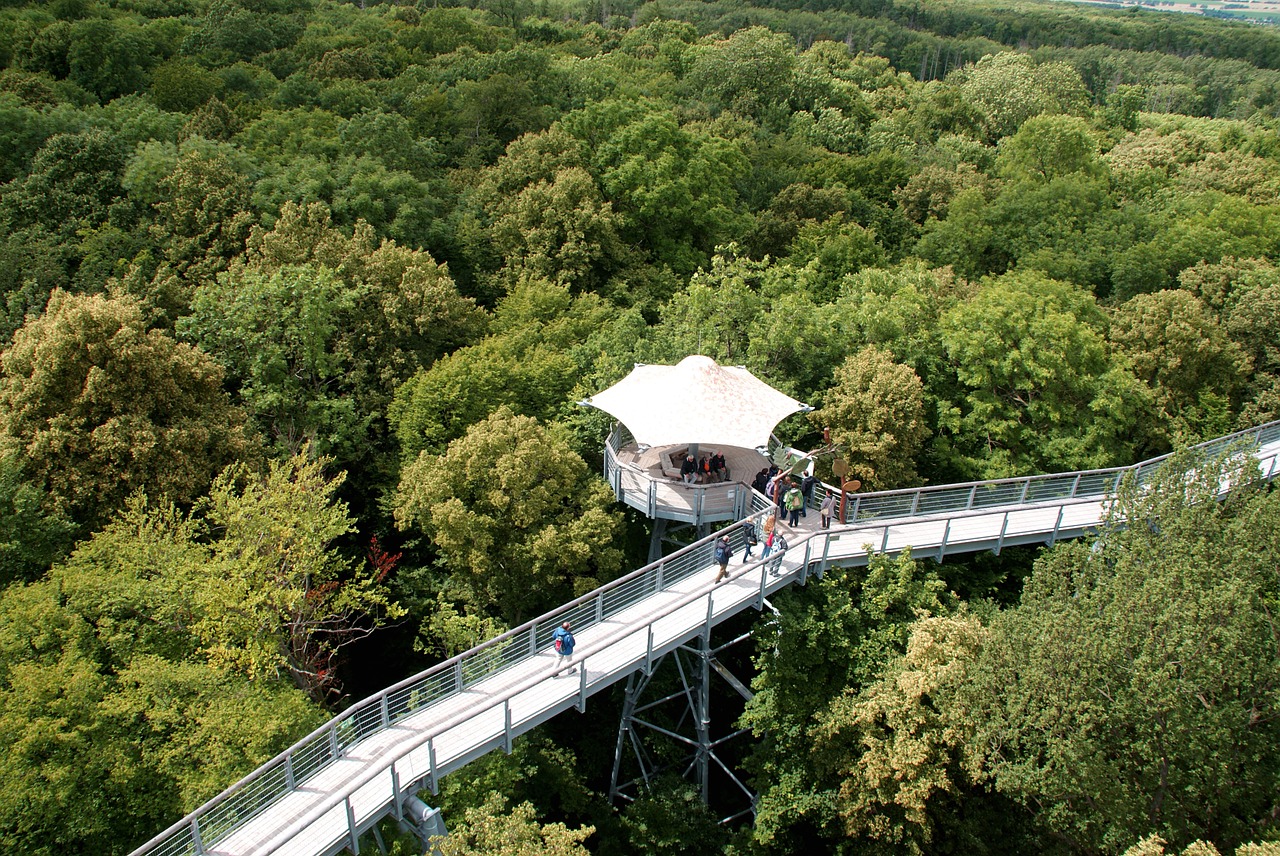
[
  {"xmin": 130, "ymin": 502, "xmax": 777, "ymax": 856},
  {"xmin": 819, "ymin": 419, "xmax": 1280, "ymax": 525},
  {"xmin": 130, "ymin": 417, "xmax": 1280, "ymax": 856}
]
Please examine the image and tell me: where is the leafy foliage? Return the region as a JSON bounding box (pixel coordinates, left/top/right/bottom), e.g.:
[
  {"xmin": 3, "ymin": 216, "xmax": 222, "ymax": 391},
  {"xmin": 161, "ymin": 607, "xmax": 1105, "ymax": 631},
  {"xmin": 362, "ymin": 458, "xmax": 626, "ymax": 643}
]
[
  {"xmin": 0, "ymin": 290, "xmax": 254, "ymax": 528},
  {"xmin": 1, "ymin": 0, "xmax": 1279, "ymax": 851},
  {"xmin": 394, "ymin": 407, "xmax": 624, "ymax": 626}
]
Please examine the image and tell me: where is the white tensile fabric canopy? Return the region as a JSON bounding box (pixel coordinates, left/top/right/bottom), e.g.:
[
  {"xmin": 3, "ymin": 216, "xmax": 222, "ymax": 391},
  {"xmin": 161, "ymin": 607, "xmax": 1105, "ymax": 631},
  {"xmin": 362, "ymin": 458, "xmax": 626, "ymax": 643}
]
[{"xmin": 583, "ymin": 355, "xmax": 810, "ymax": 450}]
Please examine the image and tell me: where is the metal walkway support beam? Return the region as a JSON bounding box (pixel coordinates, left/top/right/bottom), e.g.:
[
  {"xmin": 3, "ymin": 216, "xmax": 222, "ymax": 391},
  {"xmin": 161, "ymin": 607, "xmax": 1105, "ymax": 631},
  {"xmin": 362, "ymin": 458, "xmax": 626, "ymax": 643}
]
[
  {"xmin": 609, "ymin": 628, "xmax": 757, "ymax": 823},
  {"xmin": 398, "ymin": 795, "xmax": 447, "ymax": 856}
]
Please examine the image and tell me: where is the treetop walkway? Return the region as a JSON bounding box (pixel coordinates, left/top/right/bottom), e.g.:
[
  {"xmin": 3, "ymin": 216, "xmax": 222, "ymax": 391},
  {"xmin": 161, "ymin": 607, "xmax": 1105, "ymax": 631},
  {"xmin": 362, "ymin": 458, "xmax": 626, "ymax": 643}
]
[{"xmin": 129, "ymin": 420, "xmax": 1280, "ymax": 856}]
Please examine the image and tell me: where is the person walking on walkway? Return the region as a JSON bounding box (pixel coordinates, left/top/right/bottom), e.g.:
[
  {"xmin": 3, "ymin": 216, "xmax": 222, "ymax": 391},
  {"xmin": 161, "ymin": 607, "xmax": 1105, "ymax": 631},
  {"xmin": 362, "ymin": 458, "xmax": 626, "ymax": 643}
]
[
  {"xmin": 761, "ymin": 512, "xmax": 777, "ymax": 557},
  {"xmin": 769, "ymin": 533, "xmax": 788, "ymax": 575},
  {"xmin": 820, "ymin": 492, "xmax": 836, "ymax": 530},
  {"xmin": 713, "ymin": 535, "xmax": 732, "ymax": 583},
  {"xmin": 740, "ymin": 518, "xmax": 758, "ymax": 563},
  {"xmin": 552, "ymin": 621, "xmax": 576, "ymax": 675},
  {"xmin": 784, "ymin": 483, "xmax": 804, "ymax": 527}
]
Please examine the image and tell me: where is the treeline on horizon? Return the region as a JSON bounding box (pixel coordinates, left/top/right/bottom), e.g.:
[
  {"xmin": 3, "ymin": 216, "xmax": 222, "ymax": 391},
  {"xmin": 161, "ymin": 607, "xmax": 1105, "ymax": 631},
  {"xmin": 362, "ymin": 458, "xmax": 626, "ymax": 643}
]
[{"xmin": 0, "ymin": 0, "xmax": 1279, "ymax": 853}]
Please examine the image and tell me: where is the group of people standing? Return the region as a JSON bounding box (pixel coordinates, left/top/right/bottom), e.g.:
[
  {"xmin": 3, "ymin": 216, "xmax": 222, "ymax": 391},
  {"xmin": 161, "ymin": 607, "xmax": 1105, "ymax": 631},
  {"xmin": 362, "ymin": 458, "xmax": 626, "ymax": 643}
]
[
  {"xmin": 713, "ymin": 467, "xmax": 842, "ymax": 583},
  {"xmin": 681, "ymin": 451, "xmax": 728, "ymax": 484},
  {"xmin": 751, "ymin": 467, "xmax": 819, "ymax": 526}
]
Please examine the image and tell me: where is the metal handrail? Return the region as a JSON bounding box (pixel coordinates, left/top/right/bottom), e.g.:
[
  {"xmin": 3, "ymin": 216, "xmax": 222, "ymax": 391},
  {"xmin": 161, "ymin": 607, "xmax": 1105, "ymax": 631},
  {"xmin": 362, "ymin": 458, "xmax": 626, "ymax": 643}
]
[
  {"xmin": 824, "ymin": 420, "xmax": 1280, "ymax": 524},
  {"xmin": 129, "ymin": 417, "xmax": 1280, "ymax": 856}
]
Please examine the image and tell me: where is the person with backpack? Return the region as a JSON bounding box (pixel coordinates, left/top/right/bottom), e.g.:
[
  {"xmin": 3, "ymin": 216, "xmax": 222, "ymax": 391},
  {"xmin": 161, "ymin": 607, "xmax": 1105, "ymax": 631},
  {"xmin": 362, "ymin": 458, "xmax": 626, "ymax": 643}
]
[
  {"xmin": 552, "ymin": 620, "xmax": 576, "ymax": 675},
  {"xmin": 784, "ymin": 482, "xmax": 804, "ymax": 526},
  {"xmin": 713, "ymin": 535, "xmax": 732, "ymax": 583}
]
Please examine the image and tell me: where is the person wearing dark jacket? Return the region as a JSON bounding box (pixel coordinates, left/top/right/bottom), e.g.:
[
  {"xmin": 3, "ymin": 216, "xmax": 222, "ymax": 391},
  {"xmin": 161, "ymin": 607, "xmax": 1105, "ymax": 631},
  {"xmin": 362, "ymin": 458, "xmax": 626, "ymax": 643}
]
[
  {"xmin": 681, "ymin": 454, "xmax": 698, "ymax": 484},
  {"xmin": 800, "ymin": 474, "xmax": 817, "ymax": 517},
  {"xmin": 713, "ymin": 536, "xmax": 732, "ymax": 583}
]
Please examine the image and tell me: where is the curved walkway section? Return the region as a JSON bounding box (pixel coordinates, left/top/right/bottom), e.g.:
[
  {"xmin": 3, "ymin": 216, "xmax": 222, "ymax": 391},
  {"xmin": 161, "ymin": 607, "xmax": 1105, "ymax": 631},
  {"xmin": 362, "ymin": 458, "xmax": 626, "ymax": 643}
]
[{"xmin": 130, "ymin": 422, "xmax": 1280, "ymax": 856}]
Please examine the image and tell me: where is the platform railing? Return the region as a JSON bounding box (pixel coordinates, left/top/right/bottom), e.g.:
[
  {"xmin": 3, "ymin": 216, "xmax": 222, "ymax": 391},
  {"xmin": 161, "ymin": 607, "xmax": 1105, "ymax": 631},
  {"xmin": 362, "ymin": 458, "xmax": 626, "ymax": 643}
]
[
  {"xmin": 130, "ymin": 418, "xmax": 1280, "ymax": 856},
  {"xmin": 130, "ymin": 505, "xmax": 777, "ymax": 856},
  {"xmin": 603, "ymin": 424, "xmax": 751, "ymax": 523}
]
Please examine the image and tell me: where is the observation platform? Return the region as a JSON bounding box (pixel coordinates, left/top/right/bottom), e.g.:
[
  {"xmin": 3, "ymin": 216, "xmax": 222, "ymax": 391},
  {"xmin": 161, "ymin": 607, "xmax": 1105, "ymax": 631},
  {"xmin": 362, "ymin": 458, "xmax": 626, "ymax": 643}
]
[
  {"xmin": 603, "ymin": 423, "xmax": 770, "ymax": 527},
  {"xmin": 128, "ymin": 420, "xmax": 1280, "ymax": 856}
]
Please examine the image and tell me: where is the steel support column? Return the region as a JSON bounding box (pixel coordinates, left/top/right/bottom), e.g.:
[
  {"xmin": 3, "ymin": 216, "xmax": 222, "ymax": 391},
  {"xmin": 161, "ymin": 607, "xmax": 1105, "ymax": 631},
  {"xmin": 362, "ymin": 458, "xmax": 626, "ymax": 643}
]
[{"xmin": 608, "ymin": 629, "xmax": 757, "ymax": 823}]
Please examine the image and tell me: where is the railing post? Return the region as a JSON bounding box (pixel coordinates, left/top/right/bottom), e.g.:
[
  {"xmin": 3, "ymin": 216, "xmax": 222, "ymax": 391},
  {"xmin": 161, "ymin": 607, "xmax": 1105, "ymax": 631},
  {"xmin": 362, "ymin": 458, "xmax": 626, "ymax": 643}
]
[
  {"xmin": 1069, "ymin": 473, "xmax": 1082, "ymax": 498},
  {"xmin": 453, "ymin": 660, "xmax": 464, "ymax": 693},
  {"xmin": 346, "ymin": 796, "xmax": 360, "ymax": 855},
  {"xmin": 428, "ymin": 739, "xmax": 439, "ymax": 795},
  {"xmin": 1018, "ymin": 479, "xmax": 1030, "ymax": 505},
  {"xmin": 529, "ymin": 623, "xmax": 538, "ymax": 655},
  {"xmin": 328, "ymin": 723, "xmax": 339, "ymax": 761},
  {"xmin": 380, "ymin": 693, "xmax": 390, "ymax": 729},
  {"xmin": 966, "ymin": 485, "xmax": 976, "ymax": 509},
  {"xmin": 818, "ymin": 534, "xmax": 834, "ymax": 580},
  {"xmin": 645, "ymin": 624, "xmax": 653, "ymax": 675},
  {"xmin": 757, "ymin": 559, "xmax": 768, "ymax": 609},
  {"xmin": 909, "ymin": 491, "xmax": 920, "ymax": 516},
  {"xmin": 849, "ymin": 495, "xmax": 861, "ymax": 523},
  {"xmin": 191, "ymin": 816, "xmax": 205, "ymax": 856},
  {"xmin": 503, "ymin": 700, "xmax": 513, "ymax": 754},
  {"xmin": 391, "ymin": 764, "xmax": 402, "ymax": 821},
  {"xmin": 595, "ymin": 594, "xmax": 604, "ymax": 625},
  {"xmin": 1049, "ymin": 505, "xmax": 1065, "ymax": 545},
  {"xmin": 284, "ymin": 751, "xmax": 296, "ymax": 791}
]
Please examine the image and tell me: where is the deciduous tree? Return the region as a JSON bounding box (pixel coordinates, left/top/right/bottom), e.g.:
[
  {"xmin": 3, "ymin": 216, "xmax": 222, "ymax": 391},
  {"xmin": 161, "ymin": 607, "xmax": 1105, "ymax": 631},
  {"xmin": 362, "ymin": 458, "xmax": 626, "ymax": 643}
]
[
  {"xmin": 964, "ymin": 452, "xmax": 1280, "ymax": 852},
  {"xmin": 934, "ymin": 271, "xmax": 1147, "ymax": 478},
  {"xmin": 812, "ymin": 346, "xmax": 928, "ymax": 490},
  {"xmin": 430, "ymin": 792, "xmax": 593, "ymax": 856},
  {"xmin": 0, "ymin": 290, "xmax": 254, "ymax": 528},
  {"xmin": 394, "ymin": 408, "xmax": 624, "ymax": 626}
]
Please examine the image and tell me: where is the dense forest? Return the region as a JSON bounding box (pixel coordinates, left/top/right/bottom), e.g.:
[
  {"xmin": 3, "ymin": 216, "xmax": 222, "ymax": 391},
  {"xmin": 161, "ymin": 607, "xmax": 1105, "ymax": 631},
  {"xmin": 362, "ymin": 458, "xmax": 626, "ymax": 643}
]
[{"xmin": 1, "ymin": 0, "xmax": 1279, "ymax": 852}]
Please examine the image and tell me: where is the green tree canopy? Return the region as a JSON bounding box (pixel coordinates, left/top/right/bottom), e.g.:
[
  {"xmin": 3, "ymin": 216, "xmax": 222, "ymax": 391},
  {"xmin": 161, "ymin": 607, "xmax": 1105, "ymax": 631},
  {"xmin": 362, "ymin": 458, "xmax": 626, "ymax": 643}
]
[
  {"xmin": 934, "ymin": 270, "xmax": 1147, "ymax": 478},
  {"xmin": 812, "ymin": 346, "xmax": 928, "ymax": 490},
  {"xmin": 961, "ymin": 452, "xmax": 1280, "ymax": 852},
  {"xmin": 394, "ymin": 407, "xmax": 624, "ymax": 626},
  {"xmin": 1109, "ymin": 288, "xmax": 1247, "ymax": 449},
  {"xmin": 0, "ymin": 290, "xmax": 255, "ymax": 528},
  {"xmin": 431, "ymin": 792, "xmax": 594, "ymax": 856},
  {"xmin": 742, "ymin": 550, "xmax": 956, "ymax": 851}
]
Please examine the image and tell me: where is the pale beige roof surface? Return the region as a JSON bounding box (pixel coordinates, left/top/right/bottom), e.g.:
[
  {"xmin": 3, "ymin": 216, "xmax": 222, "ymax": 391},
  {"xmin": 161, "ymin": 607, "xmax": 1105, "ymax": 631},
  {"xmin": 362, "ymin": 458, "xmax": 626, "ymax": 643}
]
[{"xmin": 584, "ymin": 355, "xmax": 810, "ymax": 449}]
